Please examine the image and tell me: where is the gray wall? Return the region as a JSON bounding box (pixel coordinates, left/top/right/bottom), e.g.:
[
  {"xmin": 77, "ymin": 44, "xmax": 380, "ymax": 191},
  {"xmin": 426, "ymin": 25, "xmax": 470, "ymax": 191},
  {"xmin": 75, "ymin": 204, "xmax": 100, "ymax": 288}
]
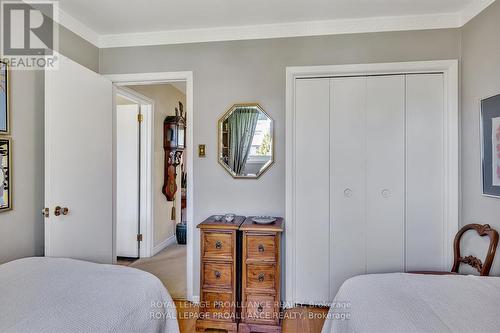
[
  {"xmin": 461, "ymin": 0, "xmax": 500, "ymax": 275},
  {"xmin": 0, "ymin": 25, "xmax": 99, "ymax": 264},
  {"xmin": 60, "ymin": 26, "xmax": 100, "ymax": 72},
  {"xmin": 100, "ymin": 29, "xmax": 461, "ymax": 296}
]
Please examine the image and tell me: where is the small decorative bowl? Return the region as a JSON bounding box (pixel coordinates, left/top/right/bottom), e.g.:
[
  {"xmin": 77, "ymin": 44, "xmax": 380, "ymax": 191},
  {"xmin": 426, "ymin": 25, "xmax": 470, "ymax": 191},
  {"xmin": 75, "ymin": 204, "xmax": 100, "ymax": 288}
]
[
  {"xmin": 224, "ymin": 213, "xmax": 236, "ymax": 223},
  {"xmin": 252, "ymin": 216, "xmax": 277, "ymax": 224},
  {"xmin": 213, "ymin": 215, "xmax": 223, "ymax": 221}
]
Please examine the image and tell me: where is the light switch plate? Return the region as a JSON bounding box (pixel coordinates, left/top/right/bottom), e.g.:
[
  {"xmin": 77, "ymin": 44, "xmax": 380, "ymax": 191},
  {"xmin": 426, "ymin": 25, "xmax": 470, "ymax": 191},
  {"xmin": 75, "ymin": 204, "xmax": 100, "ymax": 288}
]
[{"xmin": 198, "ymin": 144, "xmax": 206, "ymax": 158}]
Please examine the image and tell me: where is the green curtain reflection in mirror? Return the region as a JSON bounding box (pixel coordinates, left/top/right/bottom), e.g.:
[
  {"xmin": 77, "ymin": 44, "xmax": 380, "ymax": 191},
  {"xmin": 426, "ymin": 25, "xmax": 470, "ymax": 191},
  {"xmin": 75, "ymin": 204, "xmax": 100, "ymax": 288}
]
[
  {"xmin": 218, "ymin": 104, "xmax": 275, "ymax": 179},
  {"xmin": 227, "ymin": 107, "xmax": 260, "ymax": 175}
]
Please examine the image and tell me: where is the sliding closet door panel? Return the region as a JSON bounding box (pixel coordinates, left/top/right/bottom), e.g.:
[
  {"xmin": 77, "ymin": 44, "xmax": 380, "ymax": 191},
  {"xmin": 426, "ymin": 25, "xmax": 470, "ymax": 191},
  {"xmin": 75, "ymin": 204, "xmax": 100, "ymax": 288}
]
[
  {"xmin": 406, "ymin": 74, "xmax": 445, "ymax": 271},
  {"xmin": 330, "ymin": 77, "xmax": 367, "ymax": 296},
  {"xmin": 366, "ymin": 75, "xmax": 405, "ymax": 273},
  {"xmin": 294, "ymin": 78, "xmax": 331, "ymax": 304}
]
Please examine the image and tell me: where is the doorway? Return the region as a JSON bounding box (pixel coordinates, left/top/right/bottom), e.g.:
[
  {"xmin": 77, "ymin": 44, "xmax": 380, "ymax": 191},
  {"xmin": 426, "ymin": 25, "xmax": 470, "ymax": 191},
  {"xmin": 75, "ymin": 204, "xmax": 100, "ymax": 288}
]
[
  {"xmin": 111, "ymin": 74, "xmax": 193, "ymax": 301},
  {"xmin": 44, "ymin": 55, "xmax": 195, "ymax": 301},
  {"xmin": 115, "ymin": 88, "xmax": 153, "ymax": 262}
]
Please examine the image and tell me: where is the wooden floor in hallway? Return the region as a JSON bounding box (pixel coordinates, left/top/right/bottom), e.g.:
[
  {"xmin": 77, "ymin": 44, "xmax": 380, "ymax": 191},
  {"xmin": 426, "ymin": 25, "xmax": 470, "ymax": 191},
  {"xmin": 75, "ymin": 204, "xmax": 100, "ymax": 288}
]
[{"xmin": 174, "ymin": 300, "xmax": 329, "ymax": 333}]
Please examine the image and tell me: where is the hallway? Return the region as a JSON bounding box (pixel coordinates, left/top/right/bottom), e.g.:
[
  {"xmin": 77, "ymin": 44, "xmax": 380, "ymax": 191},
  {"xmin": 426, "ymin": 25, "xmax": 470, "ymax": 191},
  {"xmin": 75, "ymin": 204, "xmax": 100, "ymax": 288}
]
[{"xmin": 129, "ymin": 244, "xmax": 187, "ymax": 300}]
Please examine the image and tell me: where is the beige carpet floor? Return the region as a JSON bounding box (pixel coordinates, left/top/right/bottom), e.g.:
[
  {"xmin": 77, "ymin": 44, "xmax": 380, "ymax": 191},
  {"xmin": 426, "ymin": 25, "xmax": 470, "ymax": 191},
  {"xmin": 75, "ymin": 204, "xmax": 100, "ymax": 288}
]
[{"xmin": 130, "ymin": 244, "xmax": 187, "ymax": 300}]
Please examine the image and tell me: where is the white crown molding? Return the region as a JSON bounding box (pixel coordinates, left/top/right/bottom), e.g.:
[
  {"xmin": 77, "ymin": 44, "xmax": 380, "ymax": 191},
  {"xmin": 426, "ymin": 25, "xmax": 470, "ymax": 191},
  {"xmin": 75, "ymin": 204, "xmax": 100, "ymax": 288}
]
[
  {"xmin": 99, "ymin": 13, "xmax": 461, "ymax": 48},
  {"xmin": 56, "ymin": 1, "xmax": 496, "ymax": 49},
  {"xmin": 461, "ymin": 0, "xmax": 496, "ymax": 24},
  {"xmin": 58, "ymin": 9, "xmax": 100, "ymax": 46}
]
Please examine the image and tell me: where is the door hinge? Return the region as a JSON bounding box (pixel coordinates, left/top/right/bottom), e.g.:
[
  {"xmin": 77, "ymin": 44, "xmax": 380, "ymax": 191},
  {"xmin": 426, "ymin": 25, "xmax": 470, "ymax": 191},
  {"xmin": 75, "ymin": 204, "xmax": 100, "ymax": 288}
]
[
  {"xmin": 137, "ymin": 114, "xmax": 143, "ymax": 123},
  {"xmin": 137, "ymin": 234, "xmax": 143, "ymax": 242}
]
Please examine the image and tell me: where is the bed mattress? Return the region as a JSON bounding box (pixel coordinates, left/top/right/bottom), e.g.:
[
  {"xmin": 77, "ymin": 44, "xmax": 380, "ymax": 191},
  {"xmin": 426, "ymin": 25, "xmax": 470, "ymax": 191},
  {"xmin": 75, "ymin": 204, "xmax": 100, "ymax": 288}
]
[
  {"xmin": 0, "ymin": 257, "xmax": 180, "ymax": 333},
  {"xmin": 322, "ymin": 273, "xmax": 500, "ymax": 333}
]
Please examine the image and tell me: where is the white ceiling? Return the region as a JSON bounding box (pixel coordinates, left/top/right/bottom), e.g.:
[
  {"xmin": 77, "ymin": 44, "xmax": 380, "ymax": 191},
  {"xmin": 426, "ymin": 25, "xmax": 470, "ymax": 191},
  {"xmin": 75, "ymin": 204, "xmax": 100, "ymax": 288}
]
[{"xmin": 56, "ymin": 0, "xmax": 496, "ymax": 48}]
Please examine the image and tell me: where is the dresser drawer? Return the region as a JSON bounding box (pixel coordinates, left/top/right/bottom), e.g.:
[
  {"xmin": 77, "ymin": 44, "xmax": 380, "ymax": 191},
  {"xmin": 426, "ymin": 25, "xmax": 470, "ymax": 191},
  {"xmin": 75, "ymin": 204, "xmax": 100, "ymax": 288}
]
[
  {"xmin": 202, "ymin": 231, "xmax": 233, "ymax": 260},
  {"xmin": 246, "ymin": 235, "xmax": 276, "ymax": 261},
  {"xmin": 246, "ymin": 263, "xmax": 276, "ymax": 291},
  {"xmin": 203, "ymin": 261, "xmax": 233, "ymax": 290},
  {"xmin": 202, "ymin": 291, "xmax": 234, "ymax": 322},
  {"xmin": 245, "ymin": 294, "xmax": 279, "ymax": 325}
]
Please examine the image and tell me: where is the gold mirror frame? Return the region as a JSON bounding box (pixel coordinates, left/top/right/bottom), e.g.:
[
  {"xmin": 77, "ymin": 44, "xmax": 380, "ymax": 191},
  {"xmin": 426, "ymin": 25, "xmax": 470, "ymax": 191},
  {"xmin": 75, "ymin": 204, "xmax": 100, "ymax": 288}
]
[{"xmin": 218, "ymin": 103, "xmax": 274, "ymax": 179}]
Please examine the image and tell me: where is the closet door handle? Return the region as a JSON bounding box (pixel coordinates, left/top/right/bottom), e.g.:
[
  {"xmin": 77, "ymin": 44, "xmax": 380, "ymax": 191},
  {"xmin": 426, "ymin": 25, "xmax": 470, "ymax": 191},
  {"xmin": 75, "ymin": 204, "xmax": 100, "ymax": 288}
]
[
  {"xmin": 344, "ymin": 188, "xmax": 352, "ymax": 198},
  {"xmin": 381, "ymin": 189, "xmax": 391, "ymax": 198}
]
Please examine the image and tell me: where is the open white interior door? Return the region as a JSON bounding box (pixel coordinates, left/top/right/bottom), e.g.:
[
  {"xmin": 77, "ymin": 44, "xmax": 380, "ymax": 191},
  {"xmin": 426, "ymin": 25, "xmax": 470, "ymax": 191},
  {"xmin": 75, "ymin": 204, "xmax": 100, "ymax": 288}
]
[
  {"xmin": 45, "ymin": 54, "xmax": 113, "ymax": 264},
  {"xmin": 116, "ymin": 104, "xmax": 140, "ymax": 258}
]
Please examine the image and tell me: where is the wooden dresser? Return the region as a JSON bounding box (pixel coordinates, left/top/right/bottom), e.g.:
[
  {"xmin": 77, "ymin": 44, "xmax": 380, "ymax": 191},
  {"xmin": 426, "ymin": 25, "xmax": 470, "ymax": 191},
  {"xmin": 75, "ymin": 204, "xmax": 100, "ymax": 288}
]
[
  {"xmin": 196, "ymin": 216, "xmax": 246, "ymax": 333},
  {"xmin": 239, "ymin": 217, "xmax": 284, "ymax": 333}
]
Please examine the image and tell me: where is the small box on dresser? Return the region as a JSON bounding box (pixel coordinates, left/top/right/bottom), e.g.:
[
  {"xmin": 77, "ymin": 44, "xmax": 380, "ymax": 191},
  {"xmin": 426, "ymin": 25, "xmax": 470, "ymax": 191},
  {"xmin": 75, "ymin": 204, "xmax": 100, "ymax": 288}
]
[
  {"xmin": 239, "ymin": 217, "xmax": 284, "ymax": 333},
  {"xmin": 196, "ymin": 216, "xmax": 246, "ymax": 333}
]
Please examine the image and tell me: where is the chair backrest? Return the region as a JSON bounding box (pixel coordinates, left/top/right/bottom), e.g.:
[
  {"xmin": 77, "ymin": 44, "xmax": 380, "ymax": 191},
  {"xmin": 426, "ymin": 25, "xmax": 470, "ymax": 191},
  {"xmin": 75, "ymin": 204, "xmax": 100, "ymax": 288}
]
[{"xmin": 451, "ymin": 224, "xmax": 499, "ymax": 276}]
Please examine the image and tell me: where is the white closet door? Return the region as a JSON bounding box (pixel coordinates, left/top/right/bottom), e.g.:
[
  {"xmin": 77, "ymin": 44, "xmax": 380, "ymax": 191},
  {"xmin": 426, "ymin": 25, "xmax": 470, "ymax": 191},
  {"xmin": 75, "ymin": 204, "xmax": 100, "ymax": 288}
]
[
  {"xmin": 330, "ymin": 77, "xmax": 367, "ymax": 296},
  {"xmin": 294, "ymin": 78, "xmax": 331, "ymax": 304},
  {"xmin": 406, "ymin": 74, "xmax": 445, "ymax": 271},
  {"xmin": 366, "ymin": 75, "xmax": 405, "ymax": 273}
]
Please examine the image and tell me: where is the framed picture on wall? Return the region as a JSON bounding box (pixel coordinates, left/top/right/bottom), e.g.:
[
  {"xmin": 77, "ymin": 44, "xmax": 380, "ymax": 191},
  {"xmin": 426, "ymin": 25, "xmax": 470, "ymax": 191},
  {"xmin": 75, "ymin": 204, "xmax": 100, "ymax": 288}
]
[
  {"xmin": 0, "ymin": 138, "xmax": 11, "ymax": 211},
  {"xmin": 481, "ymin": 94, "xmax": 500, "ymax": 197},
  {"xmin": 0, "ymin": 60, "xmax": 9, "ymax": 134}
]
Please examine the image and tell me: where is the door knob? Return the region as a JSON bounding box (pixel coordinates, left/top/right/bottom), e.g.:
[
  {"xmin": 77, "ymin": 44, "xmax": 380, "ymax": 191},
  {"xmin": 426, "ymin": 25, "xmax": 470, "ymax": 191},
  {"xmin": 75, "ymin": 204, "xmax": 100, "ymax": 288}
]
[{"xmin": 54, "ymin": 206, "xmax": 69, "ymax": 216}]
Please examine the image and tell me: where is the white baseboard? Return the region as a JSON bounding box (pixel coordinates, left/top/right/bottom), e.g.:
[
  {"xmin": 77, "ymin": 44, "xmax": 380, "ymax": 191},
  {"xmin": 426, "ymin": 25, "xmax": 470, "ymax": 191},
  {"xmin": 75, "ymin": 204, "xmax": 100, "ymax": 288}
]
[
  {"xmin": 152, "ymin": 234, "xmax": 177, "ymax": 256},
  {"xmin": 117, "ymin": 251, "xmax": 139, "ymax": 258}
]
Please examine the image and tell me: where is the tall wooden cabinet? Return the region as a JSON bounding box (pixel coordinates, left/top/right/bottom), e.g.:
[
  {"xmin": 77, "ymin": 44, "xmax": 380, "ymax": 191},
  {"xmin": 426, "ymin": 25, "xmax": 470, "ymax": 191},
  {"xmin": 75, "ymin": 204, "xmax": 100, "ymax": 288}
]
[
  {"xmin": 196, "ymin": 216, "xmax": 246, "ymax": 333},
  {"xmin": 197, "ymin": 216, "xmax": 284, "ymax": 333},
  {"xmin": 239, "ymin": 217, "xmax": 283, "ymax": 333}
]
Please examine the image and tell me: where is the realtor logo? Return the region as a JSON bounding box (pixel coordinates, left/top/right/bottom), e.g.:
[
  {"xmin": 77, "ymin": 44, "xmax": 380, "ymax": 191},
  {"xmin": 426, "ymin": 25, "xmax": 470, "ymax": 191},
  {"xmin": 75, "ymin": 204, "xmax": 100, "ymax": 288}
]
[{"xmin": 1, "ymin": 0, "xmax": 59, "ymax": 70}]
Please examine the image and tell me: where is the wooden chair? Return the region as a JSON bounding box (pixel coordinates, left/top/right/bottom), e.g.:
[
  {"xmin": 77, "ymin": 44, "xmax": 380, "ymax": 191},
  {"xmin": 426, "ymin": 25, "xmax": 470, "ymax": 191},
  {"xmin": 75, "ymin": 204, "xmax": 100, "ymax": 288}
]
[{"xmin": 411, "ymin": 223, "xmax": 499, "ymax": 277}]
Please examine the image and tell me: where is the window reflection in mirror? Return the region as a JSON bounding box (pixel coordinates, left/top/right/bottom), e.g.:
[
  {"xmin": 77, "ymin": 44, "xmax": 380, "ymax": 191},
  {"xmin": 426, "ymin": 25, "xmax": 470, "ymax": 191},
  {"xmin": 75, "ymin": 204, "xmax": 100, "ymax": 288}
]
[{"xmin": 218, "ymin": 104, "xmax": 274, "ymax": 178}]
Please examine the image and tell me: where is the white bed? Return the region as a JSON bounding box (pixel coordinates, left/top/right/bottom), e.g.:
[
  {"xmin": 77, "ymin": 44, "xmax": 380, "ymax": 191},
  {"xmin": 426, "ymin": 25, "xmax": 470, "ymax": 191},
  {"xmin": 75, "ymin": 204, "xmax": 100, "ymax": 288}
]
[
  {"xmin": 322, "ymin": 273, "xmax": 500, "ymax": 333},
  {"xmin": 0, "ymin": 257, "xmax": 180, "ymax": 333}
]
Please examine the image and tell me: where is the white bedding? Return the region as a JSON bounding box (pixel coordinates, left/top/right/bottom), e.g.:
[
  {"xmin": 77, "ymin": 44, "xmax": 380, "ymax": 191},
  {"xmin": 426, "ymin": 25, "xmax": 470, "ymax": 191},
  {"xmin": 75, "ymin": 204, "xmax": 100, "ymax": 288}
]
[
  {"xmin": 0, "ymin": 257, "xmax": 180, "ymax": 333},
  {"xmin": 322, "ymin": 273, "xmax": 500, "ymax": 333}
]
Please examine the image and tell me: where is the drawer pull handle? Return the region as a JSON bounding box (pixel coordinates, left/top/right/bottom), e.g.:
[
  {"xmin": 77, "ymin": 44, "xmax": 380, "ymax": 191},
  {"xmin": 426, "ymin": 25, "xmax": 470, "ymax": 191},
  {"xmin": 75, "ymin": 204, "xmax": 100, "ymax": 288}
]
[
  {"xmin": 215, "ymin": 240, "xmax": 222, "ymax": 249},
  {"xmin": 258, "ymin": 244, "xmax": 265, "ymax": 253},
  {"xmin": 258, "ymin": 273, "xmax": 265, "ymax": 282},
  {"xmin": 214, "ymin": 271, "xmax": 221, "ymax": 279},
  {"xmin": 257, "ymin": 304, "xmax": 264, "ymax": 313}
]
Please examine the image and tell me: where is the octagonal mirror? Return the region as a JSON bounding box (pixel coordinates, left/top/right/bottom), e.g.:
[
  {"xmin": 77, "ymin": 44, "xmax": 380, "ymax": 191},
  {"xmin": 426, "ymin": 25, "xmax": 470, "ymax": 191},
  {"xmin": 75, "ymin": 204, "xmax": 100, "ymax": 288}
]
[{"xmin": 218, "ymin": 104, "xmax": 274, "ymax": 178}]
